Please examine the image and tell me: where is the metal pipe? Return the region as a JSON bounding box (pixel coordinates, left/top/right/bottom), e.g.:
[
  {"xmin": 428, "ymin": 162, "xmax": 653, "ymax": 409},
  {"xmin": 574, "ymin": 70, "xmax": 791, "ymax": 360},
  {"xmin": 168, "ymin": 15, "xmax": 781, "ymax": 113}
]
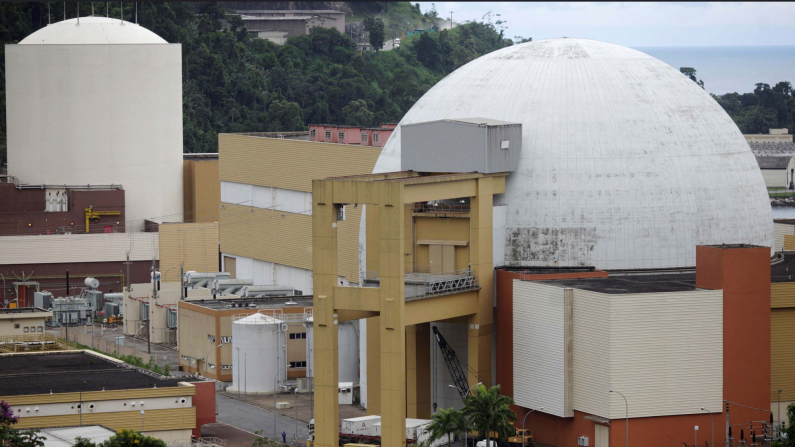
[{"xmin": 610, "ymin": 390, "xmax": 629, "ymax": 447}]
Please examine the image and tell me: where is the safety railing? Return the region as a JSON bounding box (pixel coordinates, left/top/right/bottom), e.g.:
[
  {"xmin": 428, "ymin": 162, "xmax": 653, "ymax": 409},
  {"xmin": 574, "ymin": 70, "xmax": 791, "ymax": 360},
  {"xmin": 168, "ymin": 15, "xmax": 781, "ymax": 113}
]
[
  {"xmin": 412, "ymin": 203, "xmax": 470, "ymax": 213},
  {"xmin": 363, "ymin": 267, "xmax": 479, "ymax": 300}
]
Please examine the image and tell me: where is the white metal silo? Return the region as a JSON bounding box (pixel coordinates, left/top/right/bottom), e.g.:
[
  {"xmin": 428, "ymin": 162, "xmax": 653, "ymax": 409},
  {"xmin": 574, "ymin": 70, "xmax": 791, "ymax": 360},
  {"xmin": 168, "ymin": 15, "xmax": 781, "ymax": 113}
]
[
  {"xmin": 227, "ymin": 312, "xmax": 287, "ymax": 394},
  {"xmin": 5, "ymin": 17, "xmax": 183, "ymax": 232},
  {"xmin": 306, "ymin": 317, "xmax": 359, "ymax": 383}
]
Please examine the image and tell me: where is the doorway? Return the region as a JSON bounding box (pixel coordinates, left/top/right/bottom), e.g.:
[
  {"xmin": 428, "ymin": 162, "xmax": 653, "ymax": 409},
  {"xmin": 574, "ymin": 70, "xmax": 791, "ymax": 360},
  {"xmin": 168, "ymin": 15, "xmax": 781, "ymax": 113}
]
[{"xmin": 595, "ymin": 424, "xmax": 609, "ymax": 447}]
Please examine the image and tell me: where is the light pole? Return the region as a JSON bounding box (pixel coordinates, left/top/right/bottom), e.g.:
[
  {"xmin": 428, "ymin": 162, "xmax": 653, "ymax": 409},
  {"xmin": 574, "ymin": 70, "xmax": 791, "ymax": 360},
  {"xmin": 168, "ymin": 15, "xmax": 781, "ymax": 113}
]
[
  {"xmin": 701, "ymin": 407, "xmax": 714, "ymax": 447},
  {"xmin": 779, "ymin": 389, "xmax": 783, "ymax": 427},
  {"xmin": 273, "ymin": 365, "xmax": 292, "ymax": 439},
  {"xmin": 610, "ymin": 390, "xmax": 628, "ymax": 447},
  {"xmin": 204, "ymin": 344, "xmax": 223, "ymax": 378},
  {"xmin": 133, "ymin": 325, "xmax": 144, "ymax": 358},
  {"xmin": 521, "ymin": 407, "xmax": 544, "ymax": 447},
  {"xmin": 163, "ymin": 266, "xmax": 177, "ymax": 281},
  {"xmin": 450, "ymin": 382, "xmax": 482, "ymax": 447}
]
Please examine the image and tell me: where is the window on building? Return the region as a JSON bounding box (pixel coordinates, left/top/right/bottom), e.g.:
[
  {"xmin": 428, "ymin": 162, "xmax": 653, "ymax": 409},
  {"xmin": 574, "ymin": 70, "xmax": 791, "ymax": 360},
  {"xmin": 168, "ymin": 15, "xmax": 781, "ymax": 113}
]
[
  {"xmin": 310, "ymin": 129, "xmax": 316, "ymax": 138},
  {"xmin": 23, "ymin": 327, "xmax": 29, "ymax": 333},
  {"xmin": 14, "ymin": 324, "xmax": 19, "ymax": 329},
  {"xmin": 361, "ymin": 132, "xmax": 368, "ymax": 143},
  {"xmin": 338, "ymin": 130, "xmax": 345, "ymax": 141},
  {"xmin": 289, "ymin": 361, "xmax": 307, "ymax": 368},
  {"xmin": 325, "ymin": 130, "xmax": 331, "ymax": 139},
  {"xmin": 37, "ymin": 326, "xmax": 43, "ymax": 332},
  {"xmin": 374, "ymin": 133, "xmax": 380, "ymax": 143},
  {"xmin": 290, "ymin": 333, "xmax": 307, "ymax": 340}
]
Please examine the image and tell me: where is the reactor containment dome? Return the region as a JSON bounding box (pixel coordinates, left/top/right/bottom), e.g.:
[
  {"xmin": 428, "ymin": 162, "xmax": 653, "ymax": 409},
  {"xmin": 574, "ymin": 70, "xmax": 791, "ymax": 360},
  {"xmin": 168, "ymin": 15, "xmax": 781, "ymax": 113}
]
[
  {"xmin": 372, "ymin": 38, "xmax": 773, "ymax": 269},
  {"xmin": 6, "ymin": 17, "xmax": 183, "ymax": 232}
]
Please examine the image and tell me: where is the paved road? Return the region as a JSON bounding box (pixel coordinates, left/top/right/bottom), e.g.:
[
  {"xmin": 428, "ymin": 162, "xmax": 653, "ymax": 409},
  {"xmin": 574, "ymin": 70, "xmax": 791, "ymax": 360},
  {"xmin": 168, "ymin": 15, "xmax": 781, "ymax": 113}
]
[{"xmin": 216, "ymin": 393, "xmax": 309, "ymax": 445}]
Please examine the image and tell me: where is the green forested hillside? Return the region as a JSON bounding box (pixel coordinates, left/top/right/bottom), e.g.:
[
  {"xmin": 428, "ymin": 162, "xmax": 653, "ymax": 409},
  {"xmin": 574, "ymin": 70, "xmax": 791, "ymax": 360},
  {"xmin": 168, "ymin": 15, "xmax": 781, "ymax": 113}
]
[
  {"xmin": 1, "ymin": 2, "xmax": 791, "ymax": 168},
  {"xmin": 0, "ymin": 1, "xmax": 512, "ymax": 164}
]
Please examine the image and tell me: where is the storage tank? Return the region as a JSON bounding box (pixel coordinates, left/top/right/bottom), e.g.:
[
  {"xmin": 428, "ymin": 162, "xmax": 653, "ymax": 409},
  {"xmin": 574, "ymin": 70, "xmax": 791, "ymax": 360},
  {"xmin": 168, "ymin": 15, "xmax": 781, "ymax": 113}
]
[
  {"xmin": 306, "ymin": 317, "xmax": 359, "ymax": 383},
  {"xmin": 227, "ymin": 313, "xmax": 287, "ymax": 394},
  {"xmin": 5, "ymin": 17, "xmax": 183, "ymax": 232}
]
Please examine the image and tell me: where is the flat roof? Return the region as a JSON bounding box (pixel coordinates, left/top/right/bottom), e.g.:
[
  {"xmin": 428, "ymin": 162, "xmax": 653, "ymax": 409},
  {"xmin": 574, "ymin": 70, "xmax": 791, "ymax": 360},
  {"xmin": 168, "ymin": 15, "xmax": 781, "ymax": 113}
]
[
  {"xmin": 403, "ymin": 117, "xmax": 520, "ymax": 127},
  {"xmin": 325, "ymin": 170, "xmax": 508, "ymax": 184},
  {"xmin": 0, "ymin": 352, "xmax": 187, "ymax": 396},
  {"xmin": 183, "ymin": 153, "xmax": 219, "ymax": 160},
  {"xmin": 186, "ymin": 295, "xmax": 313, "ymax": 310},
  {"xmin": 772, "ymin": 252, "xmax": 795, "ymax": 283},
  {"xmin": 756, "ymin": 155, "xmax": 792, "ymax": 169},
  {"xmin": 538, "ymin": 273, "xmax": 696, "ymax": 294},
  {"xmin": 0, "ymin": 307, "xmax": 49, "ymax": 315},
  {"xmin": 497, "ymin": 266, "xmax": 599, "ymax": 275}
]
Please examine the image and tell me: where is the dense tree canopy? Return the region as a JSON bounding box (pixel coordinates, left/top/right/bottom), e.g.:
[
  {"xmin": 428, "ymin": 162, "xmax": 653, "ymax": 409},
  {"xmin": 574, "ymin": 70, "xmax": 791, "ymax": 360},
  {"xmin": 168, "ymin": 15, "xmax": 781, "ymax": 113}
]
[
  {"xmin": 0, "ymin": 1, "xmax": 513, "ymax": 165},
  {"xmin": 713, "ymin": 81, "xmax": 795, "ymax": 134}
]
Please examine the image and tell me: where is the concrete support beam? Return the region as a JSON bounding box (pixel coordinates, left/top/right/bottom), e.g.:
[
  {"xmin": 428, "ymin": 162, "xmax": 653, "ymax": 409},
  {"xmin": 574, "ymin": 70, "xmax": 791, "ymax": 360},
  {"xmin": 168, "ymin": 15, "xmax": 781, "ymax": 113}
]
[
  {"xmin": 366, "ymin": 315, "xmax": 382, "ymax": 416},
  {"xmin": 406, "ymin": 323, "xmax": 431, "ymax": 419},
  {"xmin": 467, "ymin": 177, "xmax": 494, "ymax": 387},
  {"xmin": 311, "ymin": 181, "xmax": 340, "ymax": 447},
  {"xmin": 378, "ymin": 186, "xmax": 407, "ymax": 447}
]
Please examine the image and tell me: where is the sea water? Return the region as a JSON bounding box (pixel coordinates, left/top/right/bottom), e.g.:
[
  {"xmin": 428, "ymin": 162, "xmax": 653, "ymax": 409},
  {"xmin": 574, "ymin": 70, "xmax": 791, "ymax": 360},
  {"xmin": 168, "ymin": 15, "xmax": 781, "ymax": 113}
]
[{"xmin": 633, "ymin": 46, "xmax": 795, "ymax": 95}]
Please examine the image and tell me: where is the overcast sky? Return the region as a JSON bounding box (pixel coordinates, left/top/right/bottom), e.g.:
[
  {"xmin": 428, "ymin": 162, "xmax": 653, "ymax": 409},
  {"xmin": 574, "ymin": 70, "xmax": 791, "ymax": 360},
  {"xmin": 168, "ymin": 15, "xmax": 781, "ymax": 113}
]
[{"xmin": 416, "ymin": 2, "xmax": 795, "ymax": 47}]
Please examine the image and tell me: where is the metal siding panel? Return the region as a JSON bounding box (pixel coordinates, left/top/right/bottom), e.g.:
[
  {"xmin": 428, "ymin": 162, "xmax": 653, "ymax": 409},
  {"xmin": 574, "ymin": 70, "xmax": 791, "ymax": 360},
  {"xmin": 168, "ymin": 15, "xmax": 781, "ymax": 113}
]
[
  {"xmin": 220, "ymin": 204, "xmax": 312, "ymax": 271},
  {"xmin": 762, "ymin": 169, "xmax": 787, "ymax": 188},
  {"xmin": 486, "ymin": 124, "xmax": 522, "ymax": 173},
  {"xmin": 159, "ymin": 222, "xmax": 218, "ymax": 274},
  {"xmin": 607, "ymin": 290, "xmax": 723, "ymax": 419},
  {"xmin": 513, "ymin": 280, "xmax": 567, "ymax": 417},
  {"xmin": 218, "ymin": 135, "xmax": 381, "ymax": 193},
  {"xmin": 571, "ymin": 289, "xmax": 610, "ymax": 418},
  {"xmin": 774, "ymin": 223, "xmax": 793, "ymax": 252},
  {"xmin": 0, "ymin": 233, "xmax": 158, "ymax": 265},
  {"xmin": 402, "ymin": 121, "xmax": 486, "ymax": 173},
  {"xmin": 786, "ymin": 235, "xmax": 795, "ymax": 251},
  {"xmin": 772, "ymin": 309, "xmax": 795, "ymax": 401},
  {"xmin": 771, "ymin": 283, "xmax": 795, "ymax": 308}
]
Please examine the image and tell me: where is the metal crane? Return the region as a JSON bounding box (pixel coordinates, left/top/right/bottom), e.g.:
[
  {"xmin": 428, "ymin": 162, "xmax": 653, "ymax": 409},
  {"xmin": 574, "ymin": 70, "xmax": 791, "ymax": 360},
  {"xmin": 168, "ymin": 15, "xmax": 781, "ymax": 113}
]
[{"xmin": 432, "ymin": 325, "xmax": 470, "ymax": 399}]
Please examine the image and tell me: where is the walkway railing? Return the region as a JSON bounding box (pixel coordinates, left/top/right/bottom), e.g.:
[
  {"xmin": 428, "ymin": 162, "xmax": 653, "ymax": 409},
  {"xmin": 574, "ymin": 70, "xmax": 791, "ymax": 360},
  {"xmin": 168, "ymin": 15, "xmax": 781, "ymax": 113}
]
[{"xmin": 363, "ymin": 267, "xmax": 479, "ymax": 300}]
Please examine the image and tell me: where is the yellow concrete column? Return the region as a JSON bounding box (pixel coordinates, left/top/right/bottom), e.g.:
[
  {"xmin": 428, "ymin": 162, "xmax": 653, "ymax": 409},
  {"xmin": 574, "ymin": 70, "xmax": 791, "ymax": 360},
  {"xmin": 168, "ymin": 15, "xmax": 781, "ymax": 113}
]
[
  {"xmin": 467, "ymin": 177, "xmax": 494, "ymax": 387},
  {"xmin": 366, "ymin": 315, "xmax": 382, "ymax": 416},
  {"xmin": 312, "ymin": 180, "xmax": 340, "ymax": 447},
  {"xmin": 406, "ymin": 323, "xmax": 431, "ymax": 419},
  {"xmin": 379, "ymin": 183, "xmax": 407, "ymax": 447}
]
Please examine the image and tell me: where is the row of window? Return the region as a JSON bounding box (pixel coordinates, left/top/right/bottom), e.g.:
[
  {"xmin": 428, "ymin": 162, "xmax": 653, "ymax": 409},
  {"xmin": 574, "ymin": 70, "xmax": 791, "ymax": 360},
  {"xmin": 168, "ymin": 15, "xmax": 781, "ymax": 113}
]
[
  {"xmin": 289, "ymin": 332, "xmax": 307, "ymax": 340},
  {"xmin": 14, "ymin": 324, "xmax": 43, "ymax": 332},
  {"xmin": 309, "ymin": 129, "xmax": 380, "ymax": 143},
  {"xmin": 289, "ymin": 361, "xmax": 307, "ymax": 368}
]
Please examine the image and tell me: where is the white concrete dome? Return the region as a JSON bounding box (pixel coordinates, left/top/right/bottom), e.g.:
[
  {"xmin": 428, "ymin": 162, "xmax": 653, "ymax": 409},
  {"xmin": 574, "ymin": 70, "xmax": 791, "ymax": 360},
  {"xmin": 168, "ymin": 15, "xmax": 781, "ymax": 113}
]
[
  {"xmin": 20, "ymin": 17, "xmax": 167, "ymax": 45},
  {"xmin": 373, "ymin": 38, "xmax": 773, "ymax": 269}
]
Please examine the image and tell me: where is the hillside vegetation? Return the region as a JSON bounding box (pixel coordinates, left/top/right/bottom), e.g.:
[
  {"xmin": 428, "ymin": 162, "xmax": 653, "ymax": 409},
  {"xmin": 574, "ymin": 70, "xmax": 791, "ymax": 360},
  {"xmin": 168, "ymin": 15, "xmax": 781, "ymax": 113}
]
[
  {"xmin": 0, "ymin": 2, "xmax": 790, "ymax": 167},
  {"xmin": 0, "ymin": 1, "xmax": 511, "ymax": 162}
]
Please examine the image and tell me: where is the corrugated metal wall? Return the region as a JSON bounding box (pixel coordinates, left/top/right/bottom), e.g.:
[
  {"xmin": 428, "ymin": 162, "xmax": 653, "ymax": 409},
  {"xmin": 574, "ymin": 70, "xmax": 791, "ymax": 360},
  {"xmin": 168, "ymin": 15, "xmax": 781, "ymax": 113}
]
[
  {"xmin": 159, "ymin": 222, "xmax": 219, "ymax": 274},
  {"xmin": 570, "ymin": 288, "xmax": 723, "ymax": 420},
  {"xmin": 513, "ymin": 280, "xmax": 568, "ymax": 417},
  {"xmin": 604, "ymin": 289, "xmax": 723, "ymax": 419},
  {"xmin": 218, "ymin": 134, "xmax": 381, "ymax": 192},
  {"xmin": 772, "ymin": 308, "xmax": 795, "ymax": 401},
  {"xmin": 0, "ymin": 233, "xmax": 158, "ymax": 265},
  {"xmin": 218, "ymin": 135, "xmax": 377, "ymax": 283},
  {"xmin": 774, "ymin": 223, "xmax": 795, "ymax": 251}
]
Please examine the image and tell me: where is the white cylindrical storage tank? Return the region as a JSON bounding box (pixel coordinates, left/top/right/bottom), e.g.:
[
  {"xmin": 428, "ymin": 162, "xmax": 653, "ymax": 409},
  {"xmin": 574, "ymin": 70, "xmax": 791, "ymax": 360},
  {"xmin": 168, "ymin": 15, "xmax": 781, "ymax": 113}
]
[
  {"xmin": 6, "ymin": 18, "xmax": 184, "ymax": 232},
  {"xmin": 306, "ymin": 318, "xmax": 359, "ymax": 383},
  {"xmin": 227, "ymin": 313, "xmax": 286, "ymax": 394}
]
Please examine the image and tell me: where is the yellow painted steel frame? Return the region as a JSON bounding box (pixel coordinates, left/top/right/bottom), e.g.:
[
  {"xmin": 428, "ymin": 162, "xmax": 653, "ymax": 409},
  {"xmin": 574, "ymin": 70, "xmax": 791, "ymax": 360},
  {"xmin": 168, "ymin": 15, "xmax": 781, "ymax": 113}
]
[
  {"xmin": 85, "ymin": 206, "xmax": 121, "ymax": 233},
  {"xmin": 312, "ymin": 172, "xmax": 505, "ymax": 447}
]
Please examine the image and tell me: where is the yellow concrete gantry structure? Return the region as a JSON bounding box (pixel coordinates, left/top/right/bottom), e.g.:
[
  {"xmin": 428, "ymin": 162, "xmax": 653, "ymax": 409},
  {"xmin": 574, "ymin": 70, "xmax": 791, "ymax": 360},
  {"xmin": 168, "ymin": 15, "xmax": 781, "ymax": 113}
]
[{"xmin": 312, "ymin": 171, "xmax": 506, "ymax": 447}]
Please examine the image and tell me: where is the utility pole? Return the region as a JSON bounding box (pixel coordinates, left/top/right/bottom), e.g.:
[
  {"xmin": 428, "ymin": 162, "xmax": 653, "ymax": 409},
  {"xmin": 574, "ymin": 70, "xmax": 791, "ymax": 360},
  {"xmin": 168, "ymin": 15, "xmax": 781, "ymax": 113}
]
[
  {"xmin": 179, "ymin": 262, "xmax": 184, "ymax": 301},
  {"xmin": 450, "ymin": 11, "xmax": 453, "ymax": 29},
  {"xmin": 124, "ymin": 253, "xmax": 132, "ymax": 291},
  {"xmin": 148, "ymin": 258, "xmax": 156, "ymax": 354}
]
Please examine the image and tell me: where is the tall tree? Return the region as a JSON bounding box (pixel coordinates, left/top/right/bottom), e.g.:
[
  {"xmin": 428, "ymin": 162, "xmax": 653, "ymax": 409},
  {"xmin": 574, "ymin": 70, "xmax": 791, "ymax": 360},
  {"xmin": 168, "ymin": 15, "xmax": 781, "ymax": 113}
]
[
  {"xmin": 363, "ymin": 16, "xmax": 385, "ymax": 51},
  {"xmin": 680, "ymin": 67, "xmax": 705, "ymax": 89},
  {"xmin": 462, "ymin": 385, "xmax": 516, "ymax": 447}
]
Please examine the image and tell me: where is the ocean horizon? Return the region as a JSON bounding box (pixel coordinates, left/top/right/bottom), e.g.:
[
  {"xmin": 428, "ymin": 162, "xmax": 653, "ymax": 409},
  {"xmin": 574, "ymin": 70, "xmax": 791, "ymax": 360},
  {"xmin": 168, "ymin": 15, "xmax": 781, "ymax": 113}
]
[{"xmin": 632, "ymin": 45, "xmax": 795, "ymax": 95}]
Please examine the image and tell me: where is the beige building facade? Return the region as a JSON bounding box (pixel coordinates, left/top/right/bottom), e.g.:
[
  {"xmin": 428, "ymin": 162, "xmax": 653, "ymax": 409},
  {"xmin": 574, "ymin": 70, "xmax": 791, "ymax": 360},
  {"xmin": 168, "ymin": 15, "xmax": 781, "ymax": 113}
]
[
  {"xmin": 218, "ymin": 134, "xmax": 381, "ymax": 293},
  {"xmin": 0, "ymin": 308, "xmax": 52, "ymax": 336},
  {"xmin": 177, "ymin": 297, "xmax": 312, "ymax": 382}
]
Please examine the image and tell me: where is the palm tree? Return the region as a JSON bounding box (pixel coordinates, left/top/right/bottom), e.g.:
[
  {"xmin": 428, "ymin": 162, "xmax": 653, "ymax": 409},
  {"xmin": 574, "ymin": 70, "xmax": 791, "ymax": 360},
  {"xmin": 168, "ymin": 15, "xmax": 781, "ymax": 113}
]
[
  {"xmin": 427, "ymin": 407, "xmax": 468, "ymax": 447},
  {"xmin": 463, "ymin": 384, "xmax": 516, "ymax": 447}
]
